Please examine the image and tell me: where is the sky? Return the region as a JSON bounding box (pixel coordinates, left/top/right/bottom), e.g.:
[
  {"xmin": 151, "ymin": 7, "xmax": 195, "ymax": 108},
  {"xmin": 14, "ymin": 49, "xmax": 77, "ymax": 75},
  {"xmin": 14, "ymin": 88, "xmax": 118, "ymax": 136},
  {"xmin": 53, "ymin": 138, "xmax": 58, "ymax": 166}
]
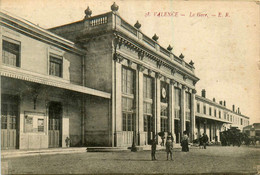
[{"xmin": 1, "ymin": 0, "xmax": 259, "ymax": 123}]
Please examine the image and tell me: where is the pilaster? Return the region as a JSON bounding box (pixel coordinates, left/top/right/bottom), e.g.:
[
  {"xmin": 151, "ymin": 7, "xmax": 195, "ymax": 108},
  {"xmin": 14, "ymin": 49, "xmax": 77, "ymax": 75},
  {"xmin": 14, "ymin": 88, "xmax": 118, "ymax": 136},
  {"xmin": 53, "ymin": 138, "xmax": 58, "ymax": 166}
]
[
  {"xmin": 180, "ymin": 85, "xmax": 186, "ymax": 139},
  {"xmin": 155, "ymin": 73, "xmax": 161, "ymax": 135},
  {"xmin": 190, "ymin": 89, "xmax": 196, "ymax": 141},
  {"xmin": 169, "ymin": 80, "xmax": 175, "ymax": 136}
]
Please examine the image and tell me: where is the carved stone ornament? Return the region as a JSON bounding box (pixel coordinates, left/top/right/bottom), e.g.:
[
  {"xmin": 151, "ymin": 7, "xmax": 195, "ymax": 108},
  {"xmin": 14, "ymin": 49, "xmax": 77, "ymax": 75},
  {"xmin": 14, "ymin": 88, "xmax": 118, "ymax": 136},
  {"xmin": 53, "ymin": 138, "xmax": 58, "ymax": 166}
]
[
  {"xmin": 127, "ymin": 60, "xmax": 132, "ymax": 67},
  {"xmin": 148, "ymin": 69, "xmax": 153, "ymax": 76},
  {"xmin": 113, "ymin": 53, "xmax": 124, "ymax": 63},
  {"xmin": 182, "ymin": 85, "xmax": 187, "ymax": 90},
  {"xmin": 111, "ymin": 2, "xmax": 119, "ymax": 12},
  {"xmin": 192, "ymin": 89, "xmax": 197, "ymax": 94},
  {"xmin": 170, "ymin": 79, "xmax": 176, "ymax": 85},
  {"xmin": 171, "ymin": 68, "xmax": 176, "ymax": 75},
  {"xmin": 84, "ymin": 6, "xmax": 92, "ymax": 19},
  {"xmin": 138, "ymin": 51, "xmax": 145, "ymax": 60},
  {"xmin": 152, "ymin": 34, "xmax": 159, "ymax": 41},
  {"xmin": 167, "ymin": 45, "xmax": 173, "ymax": 51},
  {"xmin": 183, "ymin": 75, "xmax": 187, "ymax": 81},
  {"xmin": 137, "ymin": 64, "xmax": 145, "ymax": 72},
  {"xmin": 157, "ymin": 61, "xmax": 162, "ymax": 68},
  {"xmin": 155, "ymin": 72, "xmax": 162, "ymax": 79},
  {"xmin": 134, "ymin": 20, "xmax": 141, "ymax": 29},
  {"xmin": 189, "ymin": 60, "xmax": 194, "ymax": 67},
  {"xmin": 179, "ymin": 53, "xmax": 184, "ymax": 59}
]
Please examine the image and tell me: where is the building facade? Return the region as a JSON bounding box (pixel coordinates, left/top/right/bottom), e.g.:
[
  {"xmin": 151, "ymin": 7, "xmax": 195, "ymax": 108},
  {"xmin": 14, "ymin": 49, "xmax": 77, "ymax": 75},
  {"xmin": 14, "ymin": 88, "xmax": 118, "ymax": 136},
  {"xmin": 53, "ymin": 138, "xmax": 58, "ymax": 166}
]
[
  {"xmin": 0, "ymin": 10, "xmax": 111, "ymax": 150},
  {"xmin": 1, "ymin": 3, "xmax": 250, "ymax": 150},
  {"xmin": 195, "ymin": 90, "xmax": 249, "ymax": 142}
]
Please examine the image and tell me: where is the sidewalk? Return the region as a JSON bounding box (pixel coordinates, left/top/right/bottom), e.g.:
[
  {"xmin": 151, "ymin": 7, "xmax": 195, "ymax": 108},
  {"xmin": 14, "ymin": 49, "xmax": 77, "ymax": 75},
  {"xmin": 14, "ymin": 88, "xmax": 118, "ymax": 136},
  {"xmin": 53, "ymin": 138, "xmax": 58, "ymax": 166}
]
[
  {"xmin": 1, "ymin": 147, "xmax": 87, "ymax": 159},
  {"xmin": 1, "ymin": 144, "xmax": 185, "ymax": 159}
]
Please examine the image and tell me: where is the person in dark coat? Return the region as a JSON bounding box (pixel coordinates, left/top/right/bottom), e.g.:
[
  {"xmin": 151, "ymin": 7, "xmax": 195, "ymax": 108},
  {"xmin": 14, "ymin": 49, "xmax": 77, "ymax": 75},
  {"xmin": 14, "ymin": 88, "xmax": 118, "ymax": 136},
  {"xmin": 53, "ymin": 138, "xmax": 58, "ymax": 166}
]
[
  {"xmin": 181, "ymin": 131, "xmax": 189, "ymax": 152},
  {"xmin": 202, "ymin": 133, "xmax": 209, "ymax": 149},
  {"xmin": 151, "ymin": 136, "xmax": 157, "ymax": 161},
  {"xmin": 166, "ymin": 135, "xmax": 173, "ymax": 160}
]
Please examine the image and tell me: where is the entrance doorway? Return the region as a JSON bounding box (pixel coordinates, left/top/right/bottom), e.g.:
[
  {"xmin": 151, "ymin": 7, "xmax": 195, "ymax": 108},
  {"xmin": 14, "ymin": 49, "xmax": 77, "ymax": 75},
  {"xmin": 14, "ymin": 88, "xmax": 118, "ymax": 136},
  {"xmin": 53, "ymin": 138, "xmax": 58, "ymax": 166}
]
[
  {"xmin": 1, "ymin": 95, "xmax": 19, "ymax": 149},
  {"xmin": 147, "ymin": 116, "xmax": 153, "ymax": 145},
  {"xmin": 48, "ymin": 102, "xmax": 62, "ymax": 148},
  {"xmin": 174, "ymin": 120, "xmax": 180, "ymax": 143}
]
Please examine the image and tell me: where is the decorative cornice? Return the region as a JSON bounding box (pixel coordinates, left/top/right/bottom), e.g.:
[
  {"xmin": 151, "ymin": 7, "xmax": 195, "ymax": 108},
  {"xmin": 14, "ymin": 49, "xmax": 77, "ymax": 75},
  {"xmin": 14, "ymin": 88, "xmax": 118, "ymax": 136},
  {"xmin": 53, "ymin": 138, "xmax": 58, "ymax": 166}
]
[
  {"xmin": 138, "ymin": 50, "xmax": 145, "ymax": 60},
  {"xmin": 114, "ymin": 34, "xmax": 199, "ymax": 82},
  {"xmin": 157, "ymin": 60, "xmax": 162, "ymax": 69}
]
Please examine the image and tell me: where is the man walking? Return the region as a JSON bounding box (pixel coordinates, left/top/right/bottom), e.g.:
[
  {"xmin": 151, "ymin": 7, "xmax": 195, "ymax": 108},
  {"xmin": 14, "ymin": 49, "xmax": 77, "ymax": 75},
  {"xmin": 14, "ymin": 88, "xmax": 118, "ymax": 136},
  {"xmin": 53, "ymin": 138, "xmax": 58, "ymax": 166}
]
[
  {"xmin": 166, "ymin": 135, "xmax": 173, "ymax": 160},
  {"xmin": 202, "ymin": 133, "xmax": 209, "ymax": 149},
  {"xmin": 151, "ymin": 136, "xmax": 157, "ymax": 161}
]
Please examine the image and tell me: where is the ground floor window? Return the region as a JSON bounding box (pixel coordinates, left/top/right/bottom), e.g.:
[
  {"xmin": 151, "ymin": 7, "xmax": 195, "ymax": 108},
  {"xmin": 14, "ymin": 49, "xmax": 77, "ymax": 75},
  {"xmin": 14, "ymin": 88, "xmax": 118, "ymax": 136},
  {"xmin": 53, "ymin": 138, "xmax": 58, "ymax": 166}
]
[
  {"xmin": 160, "ymin": 117, "xmax": 168, "ymax": 132},
  {"xmin": 122, "ymin": 113, "xmax": 134, "ymax": 131}
]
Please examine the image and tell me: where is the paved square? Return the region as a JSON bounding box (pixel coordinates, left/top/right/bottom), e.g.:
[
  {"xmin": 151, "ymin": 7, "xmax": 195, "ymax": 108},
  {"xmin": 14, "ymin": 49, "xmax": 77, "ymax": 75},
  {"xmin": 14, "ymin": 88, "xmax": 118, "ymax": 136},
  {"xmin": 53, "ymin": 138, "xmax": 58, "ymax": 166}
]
[{"xmin": 1, "ymin": 146, "xmax": 259, "ymax": 174}]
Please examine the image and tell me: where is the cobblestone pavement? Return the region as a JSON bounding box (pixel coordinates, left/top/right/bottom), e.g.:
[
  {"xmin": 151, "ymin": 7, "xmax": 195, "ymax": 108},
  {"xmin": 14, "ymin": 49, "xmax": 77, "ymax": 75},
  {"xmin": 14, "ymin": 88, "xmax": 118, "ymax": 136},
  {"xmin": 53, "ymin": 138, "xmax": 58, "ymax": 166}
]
[{"xmin": 1, "ymin": 146, "xmax": 260, "ymax": 174}]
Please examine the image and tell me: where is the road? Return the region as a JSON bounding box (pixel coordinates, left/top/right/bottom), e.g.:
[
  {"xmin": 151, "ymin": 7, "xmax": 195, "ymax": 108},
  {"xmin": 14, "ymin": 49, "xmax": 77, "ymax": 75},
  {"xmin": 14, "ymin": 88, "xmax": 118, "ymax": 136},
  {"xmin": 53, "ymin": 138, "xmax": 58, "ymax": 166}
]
[{"xmin": 2, "ymin": 146, "xmax": 260, "ymax": 174}]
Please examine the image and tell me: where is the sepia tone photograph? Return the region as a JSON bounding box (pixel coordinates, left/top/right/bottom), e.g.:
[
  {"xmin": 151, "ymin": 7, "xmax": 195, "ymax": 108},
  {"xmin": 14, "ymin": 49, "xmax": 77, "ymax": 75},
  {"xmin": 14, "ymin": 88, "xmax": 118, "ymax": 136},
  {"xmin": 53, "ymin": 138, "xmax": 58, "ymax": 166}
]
[{"xmin": 0, "ymin": 0, "xmax": 259, "ymax": 174}]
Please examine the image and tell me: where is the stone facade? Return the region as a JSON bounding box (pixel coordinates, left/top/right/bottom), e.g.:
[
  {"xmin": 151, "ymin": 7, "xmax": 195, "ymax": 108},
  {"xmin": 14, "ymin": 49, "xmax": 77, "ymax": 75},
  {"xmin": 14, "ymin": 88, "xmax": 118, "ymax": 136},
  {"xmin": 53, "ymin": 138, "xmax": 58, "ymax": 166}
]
[{"xmin": 0, "ymin": 4, "xmax": 250, "ymax": 149}]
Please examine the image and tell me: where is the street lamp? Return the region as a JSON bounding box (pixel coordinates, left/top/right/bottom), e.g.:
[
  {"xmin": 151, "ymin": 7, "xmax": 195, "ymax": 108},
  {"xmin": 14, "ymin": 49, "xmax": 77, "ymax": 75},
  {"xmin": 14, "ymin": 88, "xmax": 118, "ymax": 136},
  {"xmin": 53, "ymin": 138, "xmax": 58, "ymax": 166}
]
[{"xmin": 131, "ymin": 108, "xmax": 137, "ymax": 152}]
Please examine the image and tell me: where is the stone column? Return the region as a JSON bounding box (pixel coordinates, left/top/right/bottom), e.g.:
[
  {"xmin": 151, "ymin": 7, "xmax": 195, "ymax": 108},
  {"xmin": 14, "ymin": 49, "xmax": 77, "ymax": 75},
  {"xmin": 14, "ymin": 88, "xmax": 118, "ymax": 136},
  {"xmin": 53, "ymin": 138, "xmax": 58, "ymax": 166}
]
[
  {"xmin": 190, "ymin": 89, "xmax": 196, "ymax": 141},
  {"xmin": 137, "ymin": 65, "xmax": 144, "ymax": 145},
  {"xmin": 180, "ymin": 85, "xmax": 186, "ymax": 139},
  {"xmin": 155, "ymin": 73, "xmax": 161, "ymax": 136},
  {"xmin": 169, "ymin": 80, "xmax": 175, "ymax": 137}
]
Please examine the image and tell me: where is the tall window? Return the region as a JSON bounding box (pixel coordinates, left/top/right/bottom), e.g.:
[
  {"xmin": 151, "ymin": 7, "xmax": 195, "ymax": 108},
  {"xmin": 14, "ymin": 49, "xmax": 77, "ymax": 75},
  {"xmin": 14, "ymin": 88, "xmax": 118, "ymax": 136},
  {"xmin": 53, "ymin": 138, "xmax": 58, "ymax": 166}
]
[
  {"xmin": 174, "ymin": 88, "xmax": 181, "ymax": 119},
  {"xmin": 49, "ymin": 55, "xmax": 62, "ymax": 77},
  {"xmin": 122, "ymin": 67, "xmax": 135, "ymax": 131},
  {"xmin": 197, "ymin": 103, "xmax": 200, "ymax": 113},
  {"xmin": 160, "ymin": 81, "xmax": 169, "ymax": 132},
  {"xmin": 219, "ymin": 111, "xmax": 221, "ymax": 118},
  {"xmin": 185, "ymin": 92, "xmax": 191, "ymax": 121},
  {"xmin": 203, "ymin": 105, "xmax": 206, "ymax": 115},
  {"xmin": 2, "ymin": 39, "xmax": 20, "ymax": 67},
  {"xmin": 209, "ymin": 107, "xmax": 212, "ymax": 116},
  {"xmin": 214, "ymin": 109, "xmax": 217, "ymax": 117},
  {"xmin": 143, "ymin": 75, "xmax": 153, "ymax": 132}
]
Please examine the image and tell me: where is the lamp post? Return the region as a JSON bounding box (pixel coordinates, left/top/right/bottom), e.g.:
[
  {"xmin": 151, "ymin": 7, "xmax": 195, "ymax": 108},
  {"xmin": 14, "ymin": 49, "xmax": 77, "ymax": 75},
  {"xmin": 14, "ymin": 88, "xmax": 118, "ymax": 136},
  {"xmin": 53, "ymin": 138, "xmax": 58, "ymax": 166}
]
[{"xmin": 131, "ymin": 109, "xmax": 137, "ymax": 152}]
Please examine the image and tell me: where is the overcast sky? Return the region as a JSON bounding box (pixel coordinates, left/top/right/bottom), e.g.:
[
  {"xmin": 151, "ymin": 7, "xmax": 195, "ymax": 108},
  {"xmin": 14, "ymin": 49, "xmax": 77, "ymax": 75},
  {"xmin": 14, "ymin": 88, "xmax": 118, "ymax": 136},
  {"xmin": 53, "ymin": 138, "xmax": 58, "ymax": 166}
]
[{"xmin": 1, "ymin": 0, "xmax": 259, "ymax": 123}]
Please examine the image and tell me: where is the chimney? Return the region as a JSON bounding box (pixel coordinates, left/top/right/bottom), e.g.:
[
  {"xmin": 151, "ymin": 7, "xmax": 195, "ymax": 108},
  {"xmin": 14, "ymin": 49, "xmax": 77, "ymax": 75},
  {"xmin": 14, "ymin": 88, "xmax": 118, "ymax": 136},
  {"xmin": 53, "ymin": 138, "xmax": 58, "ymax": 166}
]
[
  {"xmin": 219, "ymin": 101, "xmax": 222, "ymax": 105},
  {"xmin": 202, "ymin": 89, "xmax": 206, "ymax": 98},
  {"xmin": 232, "ymin": 105, "xmax": 235, "ymax": 112},
  {"xmin": 213, "ymin": 98, "xmax": 215, "ymax": 102},
  {"xmin": 224, "ymin": 101, "xmax": 226, "ymax": 107}
]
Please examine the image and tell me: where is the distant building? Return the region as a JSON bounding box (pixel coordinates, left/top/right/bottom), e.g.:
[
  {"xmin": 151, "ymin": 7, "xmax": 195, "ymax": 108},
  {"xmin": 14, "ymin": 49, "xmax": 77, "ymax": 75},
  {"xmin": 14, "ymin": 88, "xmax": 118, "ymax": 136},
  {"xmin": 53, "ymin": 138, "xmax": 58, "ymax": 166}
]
[
  {"xmin": 243, "ymin": 123, "xmax": 260, "ymax": 138},
  {"xmin": 196, "ymin": 89, "xmax": 250, "ymax": 142},
  {"xmin": 0, "ymin": 3, "xmax": 250, "ymax": 150}
]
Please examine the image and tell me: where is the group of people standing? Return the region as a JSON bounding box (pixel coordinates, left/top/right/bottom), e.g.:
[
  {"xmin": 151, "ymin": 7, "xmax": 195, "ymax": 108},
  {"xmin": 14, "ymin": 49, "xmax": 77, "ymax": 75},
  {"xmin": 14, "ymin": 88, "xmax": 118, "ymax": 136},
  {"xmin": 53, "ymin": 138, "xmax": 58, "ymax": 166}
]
[{"xmin": 151, "ymin": 131, "xmax": 199, "ymax": 161}]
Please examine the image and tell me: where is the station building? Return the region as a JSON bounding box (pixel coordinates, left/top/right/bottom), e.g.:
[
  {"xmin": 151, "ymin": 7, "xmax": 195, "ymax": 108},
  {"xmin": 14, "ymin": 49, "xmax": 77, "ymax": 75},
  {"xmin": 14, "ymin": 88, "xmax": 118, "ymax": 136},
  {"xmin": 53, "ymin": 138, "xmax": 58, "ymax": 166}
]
[{"xmin": 0, "ymin": 3, "xmax": 250, "ymax": 150}]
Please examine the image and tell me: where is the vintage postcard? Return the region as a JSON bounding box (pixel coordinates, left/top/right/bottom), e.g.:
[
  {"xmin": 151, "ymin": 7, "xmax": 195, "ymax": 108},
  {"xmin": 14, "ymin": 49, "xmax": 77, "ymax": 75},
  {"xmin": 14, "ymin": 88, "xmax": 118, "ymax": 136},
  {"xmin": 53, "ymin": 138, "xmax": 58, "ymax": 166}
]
[{"xmin": 0, "ymin": 0, "xmax": 259, "ymax": 174}]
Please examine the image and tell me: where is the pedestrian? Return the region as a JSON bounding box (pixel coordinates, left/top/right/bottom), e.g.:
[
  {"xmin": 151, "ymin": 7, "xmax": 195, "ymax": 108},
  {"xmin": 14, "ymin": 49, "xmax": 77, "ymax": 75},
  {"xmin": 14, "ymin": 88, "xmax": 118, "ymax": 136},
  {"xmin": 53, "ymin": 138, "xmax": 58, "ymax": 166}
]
[
  {"xmin": 202, "ymin": 133, "xmax": 209, "ymax": 149},
  {"xmin": 151, "ymin": 136, "xmax": 157, "ymax": 161},
  {"xmin": 165, "ymin": 135, "xmax": 173, "ymax": 160},
  {"xmin": 161, "ymin": 135, "xmax": 165, "ymax": 146},
  {"xmin": 181, "ymin": 131, "xmax": 189, "ymax": 152},
  {"xmin": 199, "ymin": 135, "xmax": 203, "ymax": 149}
]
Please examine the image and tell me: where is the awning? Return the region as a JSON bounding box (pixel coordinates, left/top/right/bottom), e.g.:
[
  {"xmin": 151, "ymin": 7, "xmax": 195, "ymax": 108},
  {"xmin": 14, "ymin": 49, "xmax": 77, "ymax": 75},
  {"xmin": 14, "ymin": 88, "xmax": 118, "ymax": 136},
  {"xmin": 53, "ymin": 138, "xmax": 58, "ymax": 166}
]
[{"xmin": 1, "ymin": 65, "xmax": 111, "ymax": 99}]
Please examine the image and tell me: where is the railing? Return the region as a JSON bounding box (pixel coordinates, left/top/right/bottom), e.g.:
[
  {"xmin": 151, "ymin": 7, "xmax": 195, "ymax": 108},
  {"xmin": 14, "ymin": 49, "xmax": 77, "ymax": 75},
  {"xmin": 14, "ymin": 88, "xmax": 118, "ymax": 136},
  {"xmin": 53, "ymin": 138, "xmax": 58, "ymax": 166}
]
[
  {"xmin": 121, "ymin": 20, "xmax": 137, "ymax": 36},
  {"xmin": 160, "ymin": 47, "xmax": 170, "ymax": 57},
  {"xmin": 185, "ymin": 63, "xmax": 193, "ymax": 71},
  {"xmin": 143, "ymin": 35, "xmax": 155, "ymax": 48},
  {"xmin": 90, "ymin": 15, "xmax": 108, "ymax": 27}
]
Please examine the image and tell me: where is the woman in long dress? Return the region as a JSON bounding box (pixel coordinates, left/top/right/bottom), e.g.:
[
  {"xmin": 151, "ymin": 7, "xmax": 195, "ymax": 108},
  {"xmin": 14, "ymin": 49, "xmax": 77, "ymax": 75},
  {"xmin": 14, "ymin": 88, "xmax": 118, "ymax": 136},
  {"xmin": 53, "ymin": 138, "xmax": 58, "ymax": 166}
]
[{"xmin": 181, "ymin": 131, "xmax": 189, "ymax": 152}]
